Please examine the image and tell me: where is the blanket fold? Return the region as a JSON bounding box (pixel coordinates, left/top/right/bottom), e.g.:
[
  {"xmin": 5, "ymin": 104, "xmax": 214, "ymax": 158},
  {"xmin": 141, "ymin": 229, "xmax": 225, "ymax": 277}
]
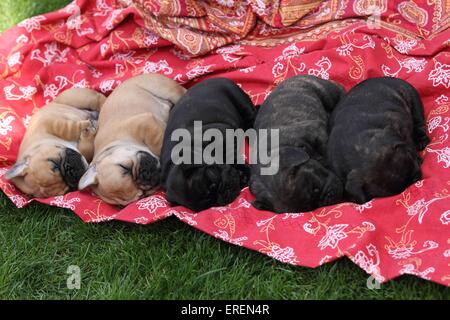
[{"xmin": 0, "ymin": 0, "xmax": 449, "ymax": 286}]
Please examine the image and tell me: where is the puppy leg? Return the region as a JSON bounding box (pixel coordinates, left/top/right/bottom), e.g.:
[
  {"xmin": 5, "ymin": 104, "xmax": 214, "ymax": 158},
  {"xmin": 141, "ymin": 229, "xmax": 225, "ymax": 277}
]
[
  {"xmin": 344, "ymin": 169, "xmax": 369, "ymax": 204},
  {"xmin": 78, "ymin": 120, "xmax": 98, "ymax": 162},
  {"xmin": 54, "ymin": 88, "xmax": 106, "ymax": 112},
  {"xmin": 46, "ymin": 118, "xmax": 92, "ymax": 142},
  {"xmin": 249, "ymin": 176, "xmax": 275, "ymax": 212},
  {"xmin": 132, "ymin": 74, "xmax": 187, "ymax": 108},
  {"xmin": 122, "ymin": 114, "xmax": 165, "ymax": 156}
]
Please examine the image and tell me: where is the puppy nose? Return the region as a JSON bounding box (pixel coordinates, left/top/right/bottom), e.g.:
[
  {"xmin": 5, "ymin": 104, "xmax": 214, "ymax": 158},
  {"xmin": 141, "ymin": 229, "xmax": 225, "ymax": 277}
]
[
  {"xmin": 61, "ymin": 148, "xmax": 88, "ymax": 190},
  {"xmin": 135, "ymin": 151, "xmax": 160, "ymax": 189},
  {"xmin": 325, "ymin": 189, "xmax": 335, "ymax": 200},
  {"xmin": 322, "ymin": 179, "xmax": 343, "ymax": 206}
]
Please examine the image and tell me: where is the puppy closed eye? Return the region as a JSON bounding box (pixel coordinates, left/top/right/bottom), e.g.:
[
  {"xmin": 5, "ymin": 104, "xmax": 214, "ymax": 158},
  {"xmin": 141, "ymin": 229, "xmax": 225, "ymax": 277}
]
[
  {"xmin": 299, "ymin": 144, "xmax": 308, "ymax": 151},
  {"xmin": 299, "ymin": 143, "xmax": 315, "ymax": 155},
  {"xmin": 118, "ymin": 164, "xmax": 132, "ymax": 175},
  {"xmin": 48, "ymin": 158, "xmax": 61, "ymax": 172}
]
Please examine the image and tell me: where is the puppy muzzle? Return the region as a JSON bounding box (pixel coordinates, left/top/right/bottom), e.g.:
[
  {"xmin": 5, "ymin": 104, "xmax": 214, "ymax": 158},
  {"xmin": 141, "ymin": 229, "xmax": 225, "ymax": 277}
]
[
  {"xmin": 134, "ymin": 151, "xmax": 161, "ymax": 190},
  {"xmin": 61, "ymin": 148, "xmax": 88, "ymax": 191},
  {"xmin": 321, "ymin": 174, "xmax": 344, "ymax": 206},
  {"xmin": 216, "ymin": 166, "xmax": 242, "ymax": 206}
]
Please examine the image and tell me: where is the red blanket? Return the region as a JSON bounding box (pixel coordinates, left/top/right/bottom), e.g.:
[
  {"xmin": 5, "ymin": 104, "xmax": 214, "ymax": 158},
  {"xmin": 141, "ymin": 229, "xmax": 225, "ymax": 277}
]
[{"xmin": 0, "ymin": 0, "xmax": 449, "ymax": 286}]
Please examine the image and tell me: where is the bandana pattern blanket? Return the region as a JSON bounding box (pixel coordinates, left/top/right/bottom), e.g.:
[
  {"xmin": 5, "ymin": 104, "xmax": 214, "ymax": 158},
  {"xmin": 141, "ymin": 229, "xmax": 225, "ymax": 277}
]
[{"xmin": 0, "ymin": 0, "xmax": 449, "ymax": 286}]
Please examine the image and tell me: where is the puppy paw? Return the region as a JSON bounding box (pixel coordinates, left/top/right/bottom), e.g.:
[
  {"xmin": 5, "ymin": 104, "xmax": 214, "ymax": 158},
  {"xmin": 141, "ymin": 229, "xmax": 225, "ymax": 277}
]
[
  {"xmin": 252, "ymin": 200, "xmax": 266, "ymax": 210},
  {"xmin": 252, "ymin": 199, "xmax": 274, "ymax": 212},
  {"xmin": 86, "ymin": 110, "xmax": 99, "ymax": 121},
  {"xmin": 80, "ymin": 120, "xmax": 98, "ymax": 139}
]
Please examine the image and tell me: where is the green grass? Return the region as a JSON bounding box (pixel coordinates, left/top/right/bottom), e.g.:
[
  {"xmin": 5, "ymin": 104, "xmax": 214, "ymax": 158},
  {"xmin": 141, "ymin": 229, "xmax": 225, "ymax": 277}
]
[
  {"xmin": 0, "ymin": 0, "xmax": 449, "ymax": 300},
  {"xmin": 0, "ymin": 0, "xmax": 71, "ymax": 32}
]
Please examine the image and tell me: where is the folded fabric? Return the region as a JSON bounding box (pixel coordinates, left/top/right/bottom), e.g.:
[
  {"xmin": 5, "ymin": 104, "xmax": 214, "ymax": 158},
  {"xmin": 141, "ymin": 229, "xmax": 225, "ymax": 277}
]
[
  {"xmin": 0, "ymin": 0, "xmax": 449, "ymax": 286},
  {"xmin": 134, "ymin": 0, "xmax": 323, "ymax": 55}
]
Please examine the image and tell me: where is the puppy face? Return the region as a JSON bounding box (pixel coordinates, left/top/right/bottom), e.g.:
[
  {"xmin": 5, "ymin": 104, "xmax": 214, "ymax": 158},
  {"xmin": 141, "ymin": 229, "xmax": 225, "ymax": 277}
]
[
  {"xmin": 251, "ymin": 147, "xmax": 343, "ymax": 213},
  {"xmin": 6, "ymin": 145, "xmax": 88, "ymax": 198},
  {"xmin": 345, "ymin": 143, "xmax": 422, "ymax": 204},
  {"xmin": 79, "ymin": 146, "xmax": 160, "ymax": 206},
  {"xmin": 165, "ymin": 164, "xmax": 248, "ymax": 212}
]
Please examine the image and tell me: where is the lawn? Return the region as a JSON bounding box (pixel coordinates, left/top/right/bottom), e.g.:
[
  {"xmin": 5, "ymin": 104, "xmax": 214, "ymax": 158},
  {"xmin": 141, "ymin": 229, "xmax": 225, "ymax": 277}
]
[{"xmin": 0, "ymin": 0, "xmax": 448, "ymax": 300}]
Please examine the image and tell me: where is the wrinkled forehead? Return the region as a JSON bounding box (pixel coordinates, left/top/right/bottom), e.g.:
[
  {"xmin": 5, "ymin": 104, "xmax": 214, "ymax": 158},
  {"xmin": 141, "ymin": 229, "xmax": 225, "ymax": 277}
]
[
  {"xmin": 283, "ymin": 163, "xmax": 323, "ymax": 188},
  {"xmin": 277, "ymin": 148, "xmax": 310, "ymax": 166},
  {"xmin": 29, "ymin": 144, "xmax": 63, "ymax": 160},
  {"xmin": 371, "ymin": 145, "xmax": 409, "ymax": 168},
  {"xmin": 95, "ymin": 145, "xmax": 140, "ymax": 163},
  {"xmin": 95, "ymin": 156, "xmax": 135, "ymax": 184}
]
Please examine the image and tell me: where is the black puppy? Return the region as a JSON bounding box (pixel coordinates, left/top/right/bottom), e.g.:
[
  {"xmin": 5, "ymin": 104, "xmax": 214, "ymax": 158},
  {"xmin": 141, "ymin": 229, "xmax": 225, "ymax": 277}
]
[
  {"xmin": 250, "ymin": 75, "xmax": 345, "ymax": 213},
  {"xmin": 161, "ymin": 78, "xmax": 256, "ymax": 212},
  {"xmin": 328, "ymin": 77, "xmax": 430, "ymax": 204}
]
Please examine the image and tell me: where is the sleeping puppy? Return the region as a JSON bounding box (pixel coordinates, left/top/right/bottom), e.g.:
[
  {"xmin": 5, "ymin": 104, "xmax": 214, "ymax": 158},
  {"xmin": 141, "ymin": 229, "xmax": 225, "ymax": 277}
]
[
  {"xmin": 250, "ymin": 75, "xmax": 345, "ymax": 213},
  {"xmin": 161, "ymin": 78, "xmax": 256, "ymax": 212},
  {"xmin": 78, "ymin": 74, "xmax": 186, "ymax": 206},
  {"xmin": 5, "ymin": 88, "xmax": 106, "ymax": 198},
  {"xmin": 328, "ymin": 77, "xmax": 430, "ymax": 204}
]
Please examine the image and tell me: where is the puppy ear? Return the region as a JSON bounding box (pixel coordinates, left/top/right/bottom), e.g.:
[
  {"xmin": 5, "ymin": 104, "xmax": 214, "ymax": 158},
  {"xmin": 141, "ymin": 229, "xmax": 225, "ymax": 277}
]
[
  {"xmin": 345, "ymin": 169, "xmax": 368, "ymax": 204},
  {"xmin": 249, "ymin": 176, "xmax": 275, "ymax": 212},
  {"xmin": 5, "ymin": 160, "xmax": 29, "ymax": 180},
  {"xmin": 252, "ymin": 199, "xmax": 275, "ymax": 212},
  {"xmin": 285, "ymin": 150, "xmax": 310, "ymax": 182},
  {"xmin": 163, "ymin": 165, "xmax": 188, "ymax": 200},
  {"xmin": 280, "ymin": 147, "xmax": 310, "ymax": 167},
  {"xmin": 78, "ymin": 165, "xmax": 98, "ymax": 190}
]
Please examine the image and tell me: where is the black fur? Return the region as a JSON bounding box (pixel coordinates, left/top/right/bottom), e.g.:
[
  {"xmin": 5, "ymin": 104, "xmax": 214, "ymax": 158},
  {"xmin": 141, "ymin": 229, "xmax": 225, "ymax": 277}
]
[
  {"xmin": 327, "ymin": 77, "xmax": 430, "ymax": 204},
  {"xmin": 134, "ymin": 151, "xmax": 160, "ymax": 191},
  {"xmin": 61, "ymin": 148, "xmax": 88, "ymax": 191},
  {"xmin": 250, "ymin": 75, "xmax": 345, "ymax": 213},
  {"xmin": 161, "ymin": 78, "xmax": 256, "ymax": 212}
]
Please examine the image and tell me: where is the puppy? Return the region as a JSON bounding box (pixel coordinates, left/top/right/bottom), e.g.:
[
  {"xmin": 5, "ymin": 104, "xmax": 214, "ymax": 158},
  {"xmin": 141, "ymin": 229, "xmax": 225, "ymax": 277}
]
[
  {"xmin": 249, "ymin": 75, "xmax": 345, "ymax": 213},
  {"xmin": 5, "ymin": 88, "xmax": 106, "ymax": 198},
  {"xmin": 161, "ymin": 78, "xmax": 256, "ymax": 212},
  {"xmin": 328, "ymin": 77, "xmax": 430, "ymax": 204},
  {"xmin": 78, "ymin": 74, "xmax": 186, "ymax": 206}
]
